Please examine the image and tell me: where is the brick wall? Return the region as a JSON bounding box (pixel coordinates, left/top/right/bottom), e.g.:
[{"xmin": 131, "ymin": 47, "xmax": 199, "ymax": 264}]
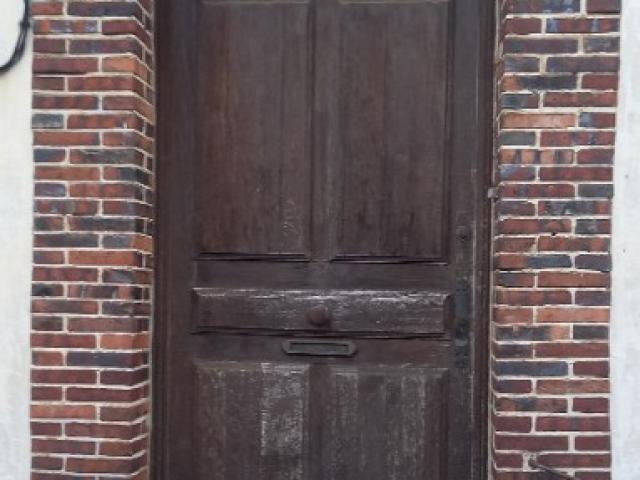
[
  {"xmin": 30, "ymin": 0, "xmax": 154, "ymax": 477},
  {"xmin": 493, "ymin": 0, "xmax": 619, "ymax": 478}
]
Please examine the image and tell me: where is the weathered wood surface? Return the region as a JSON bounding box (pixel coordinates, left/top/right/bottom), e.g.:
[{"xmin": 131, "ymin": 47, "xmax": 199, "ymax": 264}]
[{"xmin": 195, "ymin": 287, "xmax": 451, "ymax": 335}]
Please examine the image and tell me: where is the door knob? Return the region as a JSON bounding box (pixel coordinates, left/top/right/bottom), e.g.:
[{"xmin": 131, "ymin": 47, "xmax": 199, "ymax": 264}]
[{"xmin": 306, "ymin": 305, "xmax": 332, "ymax": 327}]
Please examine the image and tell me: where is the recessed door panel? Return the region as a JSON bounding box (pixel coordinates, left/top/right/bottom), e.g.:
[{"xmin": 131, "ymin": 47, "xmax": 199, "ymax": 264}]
[
  {"xmin": 195, "ymin": 361, "xmax": 311, "ymax": 480},
  {"xmin": 334, "ymin": 0, "xmax": 450, "ymax": 260},
  {"xmin": 196, "ymin": 0, "xmax": 313, "ymax": 257},
  {"xmin": 322, "ymin": 365, "xmax": 448, "ymax": 479}
]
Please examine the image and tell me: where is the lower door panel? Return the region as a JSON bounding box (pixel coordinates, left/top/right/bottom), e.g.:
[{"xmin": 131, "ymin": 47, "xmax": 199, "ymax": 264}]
[{"xmin": 193, "ymin": 336, "xmax": 450, "ymax": 480}]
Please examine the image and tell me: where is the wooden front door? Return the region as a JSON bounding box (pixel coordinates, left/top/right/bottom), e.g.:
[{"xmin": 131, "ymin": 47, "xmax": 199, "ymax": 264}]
[{"xmin": 154, "ymin": 0, "xmax": 491, "ymax": 477}]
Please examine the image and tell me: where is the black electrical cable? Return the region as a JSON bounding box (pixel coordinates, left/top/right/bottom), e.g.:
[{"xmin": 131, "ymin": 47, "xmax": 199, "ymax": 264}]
[{"xmin": 0, "ymin": 0, "xmax": 30, "ymax": 74}]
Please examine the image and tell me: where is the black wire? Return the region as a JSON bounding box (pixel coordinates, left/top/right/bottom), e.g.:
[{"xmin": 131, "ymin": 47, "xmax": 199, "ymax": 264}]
[{"xmin": 0, "ymin": 0, "xmax": 30, "ymax": 74}]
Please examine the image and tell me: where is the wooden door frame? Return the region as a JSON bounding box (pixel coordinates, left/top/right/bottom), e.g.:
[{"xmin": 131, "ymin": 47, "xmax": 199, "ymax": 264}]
[{"xmin": 150, "ymin": 0, "xmax": 495, "ymax": 477}]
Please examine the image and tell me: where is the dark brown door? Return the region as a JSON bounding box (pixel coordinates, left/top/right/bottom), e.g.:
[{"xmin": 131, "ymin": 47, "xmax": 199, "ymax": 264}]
[{"xmin": 154, "ymin": 0, "xmax": 491, "ymax": 478}]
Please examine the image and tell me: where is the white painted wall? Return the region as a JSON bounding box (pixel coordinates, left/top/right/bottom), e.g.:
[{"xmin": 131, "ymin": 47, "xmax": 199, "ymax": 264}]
[
  {"xmin": 0, "ymin": 1, "xmax": 32, "ymax": 478},
  {"xmin": 612, "ymin": 1, "xmax": 640, "ymax": 478}
]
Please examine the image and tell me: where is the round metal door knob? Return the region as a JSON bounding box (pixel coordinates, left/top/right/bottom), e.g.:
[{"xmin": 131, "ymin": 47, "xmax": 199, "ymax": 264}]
[{"xmin": 306, "ymin": 305, "xmax": 332, "ymax": 327}]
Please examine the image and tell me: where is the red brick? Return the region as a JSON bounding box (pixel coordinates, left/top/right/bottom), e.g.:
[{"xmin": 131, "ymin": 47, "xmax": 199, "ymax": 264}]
[
  {"xmin": 574, "ymin": 361, "xmax": 610, "ymax": 378},
  {"xmin": 31, "ymin": 405, "xmax": 96, "ymax": 420},
  {"xmin": 537, "ymin": 307, "xmax": 609, "ymax": 324},
  {"xmin": 34, "ymin": 131, "xmax": 100, "ymax": 147},
  {"xmin": 66, "ymin": 457, "xmax": 137, "ymax": 474},
  {"xmin": 32, "ymin": 369, "xmax": 97, "ymax": 385},
  {"xmin": 32, "ymin": 351, "xmax": 64, "ymax": 367},
  {"xmin": 495, "ymin": 435, "xmax": 568, "ymax": 451},
  {"xmin": 587, "ymin": 0, "xmax": 620, "ymax": 14},
  {"xmin": 494, "ymin": 308, "xmax": 534, "ymax": 325},
  {"xmin": 538, "ymin": 236, "xmax": 609, "ymax": 252},
  {"xmin": 539, "ymin": 167, "xmax": 612, "ymax": 181},
  {"xmin": 33, "ymin": 94, "xmax": 99, "ymax": 110},
  {"xmin": 31, "ymin": 421, "xmax": 62, "ymax": 436},
  {"xmin": 31, "ymin": 2, "xmax": 63, "ymax": 15},
  {"xmin": 535, "ymin": 342, "xmax": 608, "ymax": 358},
  {"xmin": 33, "ymin": 439, "xmax": 95, "ymax": 455},
  {"xmin": 501, "ymin": 113, "xmax": 576, "ymax": 129},
  {"xmin": 503, "ymin": 17, "xmax": 542, "ymax": 35},
  {"xmin": 32, "ymin": 334, "xmax": 97, "ymax": 349},
  {"xmin": 537, "ymin": 379, "xmax": 609, "ymax": 395},
  {"xmin": 33, "ymin": 57, "xmax": 98, "ymax": 74},
  {"xmin": 33, "ymin": 455, "xmax": 64, "ymax": 471},
  {"xmin": 575, "ymin": 435, "xmax": 610, "ymax": 451},
  {"xmin": 68, "ymin": 250, "xmax": 140, "ymax": 266},
  {"xmin": 536, "ymin": 453, "xmax": 610, "ymax": 469},
  {"xmin": 494, "ymin": 416, "xmax": 532, "ymax": 433},
  {"xmin": 574, "ymin": 397, "xmax": 609, "ymax": 414},
  {"xmin": 35, "ymin": 166, "xmax": 100, "ymax": 181},
  {"xmin": 582, "ymin": 74, "xmax": 619, "ymax": 90},
  {"xmin": 496, "ymin": 289, "xmax": 572, "ymax": 306},
  {"xmin": 540, "ymin": 131, "xmax": 616, "ymax": 147},
  {"xmin": 32, "ymin": 386, "xmax": 63, "ymax": 401},
  {"xmin": 536, "ymin": 416, "xmax": 609, "ymax": 432},
  {"xmin": 537, "ymin": 272, "xmax": 610, "ymax": 288}
]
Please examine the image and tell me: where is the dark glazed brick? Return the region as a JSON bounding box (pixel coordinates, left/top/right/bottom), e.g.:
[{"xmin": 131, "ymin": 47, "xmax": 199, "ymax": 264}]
[
  {"xmin": 518, "ymin": 75, "xmax": 577, "ymax": 91},
  {"xmin": 32, "ymin": 114, "xmax": 64, "ymax": 129},
  {"xmin": 34, "ymin": 149, "xmax": 66, "ymax": 163},
  {"xmin": 503, "ymin": 39, "xmax": 578, "ymax": 54},
  {"xmin": 68, "ymin": 1, "xmax": 142, "ymax": 19},
  {"xmin": 576, "ymin": 255, "xmax": 612, "ymax": 272},
  {"xmin": 576, "ymin": 219, "xmax": 611, "ymax": 234},
  {"xmin": 576, "ymin": 291, "xmax": 611, "ymax": 307},
  {"xmin": 504, "ymin": 57, "xmax": 540, "ymax": 73},
  {"xmin": 501, "ymin": 94, "xmax": 539, "ymax": 109},
  {"xmin": 578, "ymin": 184, "xmax": 614, "ymax": 198},
  {"xmin": 70, "ymin": 149, "xmax": 141, "ymax": 165},
  {"xmin": 505, "ymin": 0, "xmax": 581, "ymax": 14},
  {"xmin": 547, "ymin": 56, "xmax": 620, "ymax": 73},
  {"xmin": 499, "ymin": 165, "xmax": 536, "ymax": 181},
  {"xmin": 538, "ymin": 201, "xmax": 609, "ymax": 215},
  {"xmin": 579, "ymin": 112, "xmax": 616, "ymax": 129},
  {"xmin": 499, "ymin": 131, "xmax": 536, "ymax": 146},
  {"xmin": 30, "ymin": 191, "xmax": 63, "ymax": 208},
  {"xmin": 527, "ymin": 255, "xmax": 572, "ymax": 269},
  {"xmin": 496, "ymin": 326, "xmax": 559, "ymax": 342},
  {"xmin": 574, "ymin": 326, "xmax": 609, "ymax": 340},
  {"xmin": 67, "ymin": 351, "xmax": 144, "ymax": 368},
  {"xmin": 494, "ymin": 361, "xmax": 568, "ymax": 377},
  {"xmin": 585, "ymin": 37, "xmax": 620, "ymax": 53},
  {"xmin": 102, "ymin": 269, "xmax": 136, "ymax": 284}
]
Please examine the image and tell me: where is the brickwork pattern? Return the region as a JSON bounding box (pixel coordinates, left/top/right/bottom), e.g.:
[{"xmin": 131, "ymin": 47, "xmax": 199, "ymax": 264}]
[
  {"xmin": 27, "ymin": 0, "xmax": 622, "ymax": 477},
  {"xmin": 493, "ymin": 0, "xmax": 620, "ymax": 478},
  {"xmin": 30, "ymin": 0, "xmax": 154, "ymax": 477}
]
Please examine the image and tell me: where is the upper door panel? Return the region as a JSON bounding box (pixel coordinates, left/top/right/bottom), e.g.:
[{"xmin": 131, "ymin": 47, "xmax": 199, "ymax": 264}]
[
  {"xmin": 194, "ymin": 0, "xmax": 453, "ymax": 263},
  {"xmin": 196, "ymin": 0, "xmax": 313, "ymax": 258},
  {"xmin": 332, "ymin": 0, "xmax": 451, "ymax": 261}
]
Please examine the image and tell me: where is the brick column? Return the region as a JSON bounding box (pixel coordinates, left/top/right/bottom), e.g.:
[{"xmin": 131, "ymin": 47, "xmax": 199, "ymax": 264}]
[
  {"xmin": 493, "ymin": 0, "xmax": 619, "ymax": 478},
  {"xmin": 30, "ymin": 0, "xmax": 154, "ymax": 477}
]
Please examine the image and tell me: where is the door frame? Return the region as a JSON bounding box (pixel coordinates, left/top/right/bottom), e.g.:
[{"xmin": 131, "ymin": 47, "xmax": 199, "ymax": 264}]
[{"xmin": 151, "ymin": 0, "xmax": 496, "ymax": 477}]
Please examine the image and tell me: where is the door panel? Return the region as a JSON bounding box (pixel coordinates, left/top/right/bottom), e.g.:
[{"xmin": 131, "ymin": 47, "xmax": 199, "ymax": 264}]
[
  {"xmin": 196, "ymin": 0, "xmax": 313, "ymax": 257},
  {"xmin": 321, "ymin": 365, "xmax": 447, "ymax": 480},
  {"xmin": 195, "ymin": 361, "xmax": 311, "ymax": 480},
  {"xmin": 155, "ymin": 0, "xmax": 491, "ymax": 476},
  {"xmin": 334, "ymin": 0, "xmax": 450, "ymax": 260}
]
